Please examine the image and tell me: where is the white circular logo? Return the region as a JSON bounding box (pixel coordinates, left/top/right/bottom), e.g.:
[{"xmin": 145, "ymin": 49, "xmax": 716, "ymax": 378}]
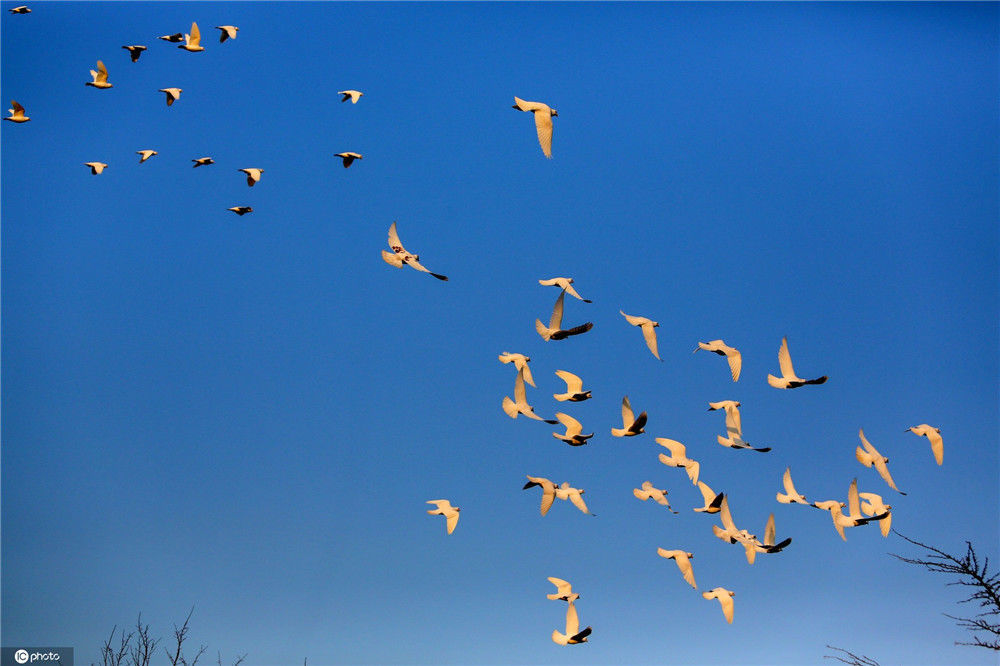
[{"xmin": 14, "ymin": 650, "xmax": 29, "ymax": 664}]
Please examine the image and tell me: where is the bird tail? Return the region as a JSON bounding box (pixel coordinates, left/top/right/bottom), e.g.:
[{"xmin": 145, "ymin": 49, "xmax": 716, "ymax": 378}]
[{"xmin": 502, "ymin": 396, "xmax": 518, "ymax": 419}]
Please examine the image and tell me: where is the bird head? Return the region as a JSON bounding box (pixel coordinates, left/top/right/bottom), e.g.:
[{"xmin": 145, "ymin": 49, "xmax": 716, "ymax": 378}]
[{"xmin": 550, "ymin": 109, "xmax": 558, "ymax": 117}]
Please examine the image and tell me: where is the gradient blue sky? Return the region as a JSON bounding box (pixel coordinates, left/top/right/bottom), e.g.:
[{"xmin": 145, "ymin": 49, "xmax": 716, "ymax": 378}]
[{"xmin": 2, "ymin": 2, "xmax": 997, "ymax": 665}]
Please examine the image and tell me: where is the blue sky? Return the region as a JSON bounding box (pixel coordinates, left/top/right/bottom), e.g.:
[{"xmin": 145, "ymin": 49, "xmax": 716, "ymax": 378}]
[{"xmin": 2, "ymin": 2, "xmax": 997, "ymax": 664}]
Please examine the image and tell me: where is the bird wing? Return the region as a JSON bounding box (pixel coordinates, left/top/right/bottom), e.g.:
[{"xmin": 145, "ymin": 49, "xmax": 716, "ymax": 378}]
[
  {"xmin": 513, "ymin": 367, "xmax": 528, "ymax": 405},
  {"xmin": 873, "ymin": 458, "xmax": 902, "ymax": 493},
  {"xmin": 96, "ymin": 60, "xmax": 108, "ymax": 82},
  {"xmin": 533, "ymin": 109, "xmax": 553, "ymax": 158},
  {"xmin": 764, "ymin": 513, "xmax": 776, "ymax": 546},
  {"xmin": 564, "ymin": 600, "xmax": 580, "ymax": 636},
  {"xmin": 630, "ymin": 411, "xmax": 648, "ymax": 433},
  {"xmin": 697, "ymin": 482, "xmax": 717, "ymax": 505},
  {"xmin": 620, "ymin": 310, "xmax": 648, "ymax": 327},
  {"xmin": 519, "ymin": 360, "xmax": 536, "ymax": 387},
  {"xmin": 656, "ymin": 437, "xmax": 686, "ymax": 458},
  {"xmin": 641, "ymin": 323, "xmax": 661, "ymax": 360},
  {"xmin": 923, "ymin": 428, "xmax": 944, "ymax": 465},
  {"xmin": 568, "ymin": 490, "xmax": 591, "ymax": 515},
  {"xmin": 381, "ymin": 249, "xmax": 404, "ymax": 268},
  {"xmin": 777, "ymin": 337, "xmax": 796, "ymax": 379},
  {"xmin": 685, "ymin": 460, "xmax": 700, "ymax": 485},
  {"xmin": 445, "ymin": 510, "xmax": 459, "ymax": 534},
  {"xmin": 549, "ymin": 290, "xmax": 565, "ymax": 329},
  {"xmin": 547, "ymin": 577, "xmax": 573, "ymax": 599},
  {"xmin": 556, "ymin": 412, "xmax": 583, "ymax": 437},
  {"xmin": 189, "ymin": 21, "xmax": 201, "ymax": 46},
  {"xmin": 726, "ymin": 348, "xmax": 742, "ymax": 382},
  {"xmin": 539, "ymin": 484, "xmax": 555, "ymax": 516},
  {"xmin": 858, "ymin": 428, "xmax": 878, "ymax": 456},
  {"xmin": 11, "ymin": 100, "xmax": 25, "ymax": 113},
  {"xmin": 782, "ymin": 467, "xmax": 796, "ymax": 495},
  {"xmin": 724, "ymin": 404, "xmax": 742, "ymax": 438},
  {"xmin": 719, "ymin": 496, "xmax": 738, "ymax": 531},
  {"xmin": 676, "ymin": 553, "xmax": 696, "ymax": 589},
  {"xmin": 554, "ymin": 369, "xmax": 583, "ymax": 393},
  {"xmin": 847, "ymin": 479, "xmax": 861, "ymax": 517},
  {"xmin": 620, "ymin": 396, "xmax": 635, "ymax": 425},
  {"xmin": 719, "ymin": 593, "xmax": 734, "ymax": 624}
]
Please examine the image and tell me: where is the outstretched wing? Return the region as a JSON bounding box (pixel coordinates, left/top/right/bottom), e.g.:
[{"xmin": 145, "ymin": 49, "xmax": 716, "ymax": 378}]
[
  {"xmin": 725, "ymin": 348, "xmax": 742, "ymax": 382},
  {"xmin": 620, "ymin": 396, "xmax": 635, "ymax": 425},
  {"xmin": 189, "ymin": 21, "xmax": 201, "ymax": 46},
  {"xmin": 534, "ymin": 109, "xmax": 554, "ymax": 158},
  {"xmin": 549, "ymin": 290, "xmax": 565, "ymax": 329},
  {"xmin": 555, "ymin": 369, "xmax": 583, "ymax": 393},
  {"xmin": 556, "ymin": 412, "xmax": 583, "ymax": 437},
  {"xmin": 777, "ymin": 337, "xmax": 796, "ymax": 379},
  {"xmin": 641, "ymin": 323, "xmax": 661, "ymax": 360}
]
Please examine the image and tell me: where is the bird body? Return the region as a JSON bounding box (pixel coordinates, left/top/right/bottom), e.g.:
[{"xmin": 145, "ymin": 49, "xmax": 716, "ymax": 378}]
[
  {"xmin": 338, "ymin": 90, "xmax": 363, "ymax": 104},
  {"xmin": 633, "ymin": 481, "xmax": 678, "ymax": 513},
  {"xmin": 239, "ymin": 168, "xmax": 263, "ymax": 186},
  {"xmin": 536, "ymin": 290, "xmax": 593, "ymax": 341},
  {"xmin": 556, "ymin": 482, "xmax": 594, "ymax": 515},
  {"xmin": 159, "ymin": 33, "xmax": 183, "ymax": 42},
  {"xmin": 227, "ymin": 206, "xmax": 253, "ymax": 216},
  {"xmin": 178, "ymin": 22, "xmax": 204, "ymax": 51},
  {"xmin": 693, "ymin": 482, "xmax": 724, "ymax": 513},
  {"xmin": 6, "ymin": 100, "xmax": 30, "ymax": 123},
  {"xmin": 611, "ymin": 395, "xmax": 646, "ymax": 437},
  {"xmin": 856, "ymin": 428, "xmax": 905, "ymax": 494},
  {"xmin": 335, "ymin": 152, "xmax": 363, "ymax": 168},
  {"xmin": 192, "ymin": 157, "xmax": 214, "ymax": 167},
  {"xmin": 858, "ymin": 492, "xmax": 893, "ymax": 537},
  {"xmin": 539, "ymin": 277, "xmax": 591, "ymax": 302},
  {"xmin": 694, "ymin": 339, "xmax": 742, "ymax": 382},
  {"xmin": 710, "ymin": 400, "xmax": 770, "ymax": 452},
  {"xmin": 426, "ymin": 499, "xmax": 460, "ymax": 534},
  {"xmin": 136, "ymin": 150, "xmax": 158, "ymax": 163},
  {"xmin": 215, "ymin": 25, "xmax": 238, "ymax": 42},
  {"xmin": 498, "ymin": 352, "xmax": 535, "ymax": 387},
  {"xmin": 512, "ymin": 96, "xmax": 557, "ymax": 158},
  {"xmin": 552, "ymin": 601, "xmax": 591, "ymax": 645},
  {"xmin": 546, "ymin": 577, "xmax": 580, "ymax": 603},
  {"xmin": 9, "ymin": 6, "xmax": 31, "ymax": 13},
  {"xmin": 907, "ymin": 424, "xmax": 943, "ymax": 466},
  {"xmin": 86, "ymin": 60, "xmax": 112, "ymax": 88},
  {"xmin": 553, "ymin": 369, "xmax": 591, "ymax": 402},
  {"xmin": 656, "ymin": 437, "xmax": 700, "ymax": 485},
  {"xmin": 552, "ymin": 413, "xmax": 593, "ymax": 446},
  {"xmin": 767, "ymin": 337, "xmax": 827, "ymax": 388},
  {"xmin": 381, "ymin": 221, "xmax": 448, "ymax": 280},
  {"xmin": 502, "ymin": 367, "xmax": 557, "ymax": 424},
  {"xmin": 702, "ymin": 587, "xmax": 735, "ymax": 624},
  {"xmin": 122, "ymin": 45, "xmax": 147, "ymax": 62},
  {"xmin": 657, "ymin": 549, "xmax": 696, "ymax": 589},
  {"xmin": 523, "ymin": 476, "xmax": 558, "ymax": 516},
  {"xmin": 620, "ymin": 310, "xmax": 661, "ymax": 360},
  {"xmin": 159, "ymin": 88, "xmax": 182, "ymax": 106},
  {"xmin": 84, "ymin": 162, "xmax": 108, "ymax": 175},
  {"xmin": 776, "ymin": 467, "xmax": 809, "ymax": 504}
]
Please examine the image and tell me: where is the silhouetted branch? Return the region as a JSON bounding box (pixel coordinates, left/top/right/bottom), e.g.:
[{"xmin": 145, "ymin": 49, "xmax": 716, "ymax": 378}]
[
  {"xmin": 165, "ymin": 607, "xmax": 207, "ymax": 666},
  {"xmin": 128, "ymin": 614, "xmax": 160, "ymax": 666},
  {"xmin": 891, "ymin": 531, "xmax": 1000, "ymax": 650},
  {"xmin": 216, "ymin": 650, "xmax": 247, "ymax": 666},
  {"xmin": 824, "ymin": 645, "xmax": 881, "ymax": 666}
]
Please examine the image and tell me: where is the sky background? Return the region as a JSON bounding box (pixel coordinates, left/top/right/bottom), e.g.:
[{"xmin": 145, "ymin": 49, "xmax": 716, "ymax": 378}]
[{"xmin": 2, "ymin": 2, "xmax": 998, "ymax": 665}]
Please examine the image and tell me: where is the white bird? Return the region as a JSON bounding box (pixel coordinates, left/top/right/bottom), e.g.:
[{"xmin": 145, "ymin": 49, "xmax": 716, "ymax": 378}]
[
  {"xmin": 767, "ymin": 337, "xmax": 828, "ymax": 389},
  {"xmin": 552, "ymin": 601, "xmax": 591, "ymax": 645},
  {"xmin": 907, "ymin": 424, "xmax": 944, "ymax": 466},
  {"xmin": 9, "ymin": 6, "xmax": 31, "ymax": 14},
  {"xmin": 702, "ymin": 587, "xmax": 735, "ymax": 624},
  {"xmin": 556, "ymin": 482, "xmax": 594, "ymax": 516},
  {"xmin": 536, "ymin": 290, "xmax": 593, "ymax": 341},
  {"xmin": 215, "ymin": 25, "xmax": 238, "ymax": 42},
  {"xmin": 238, "ymin": 168, "xmax": 263, "ymax": 187},
  {"xmin": 620, "ymin": 310, "xmax": 661, "ymax": 360},
  {"xmin": 813, "ymin": 479, "xmax": 888, "ymax": 541},
  {"xmin": 611, "ymin": 395, "xmax": 647, "ymax": 437},
  {"xmin": 858, "ymin": 491, "xmax": 893, "ymax": 537},
  {"xmin": 381, "ymin": 221, "xmax": 448, "ymax": 280},
  {"xmin": 656, "ymin": 437, "xmax": 700, "ymax": 485},
  {"xmin": 539, "ymin": 277, "xmax": 591, "ymax": 302},
  {"xmin": 158, "ymin": 88, "xmax": 182, "ymax": 106},
  {"xmin": 426, "ymin": 499, "xmax": 460, "ymax": 535},
  {"xmin": 122, "ymin": 45, "xmax": 147, "ymax": 62},
  {"xmin": 86, "ymin": 60, "xmax": 112, "ymax": 89},
  {"xmin": 158, "ymin": 33, "xmax": 183, "ymax": 43},
  {"xmin": 178, "ymin": 22, "xmax": 204, "ymax": 52},
  {"xmin": 657, "ymin": 549, "xmax": 697, "ymax": 589},
  {"xmin": 552, "ymin": 413, "xmax": 593, "ymax": 446},
  {"xmin": 712, "ymin": 495, "xmax": 760, "ymax": 563},
  {"xmin": 227, "ymin": 206, "xmax": 253, "ymax": 216},
  {"xmin": 498, "ymin": 352, "xmax": 535, "ymax": 388},
  {"xmin": 334, "ymin": 152, "xmax": 363, "ymax": 168},
  {"xmin": 84, "ymin": 162, "xmax": 108, "ymax": 175},
  {"xmin": 191, "ymin": 157, "xmax": 214, "ymax": 167},
  {"xmin": 338, "ymin": 90, "xmax": 363, "ymax": 104},
  {"xmin": 709, "ymin": 400, "xmax": 770, "ymax": 452},
  {"xmin": 776, "ymin": 467, "xmax": 810, "ymax": 505},
  {"xmin": 856, "ymin": 428, "xmax": 906, "ymax": 494},
  {"xmin": 546, "ymin": 577, "xmax": 580, "ymax": 603},
  {"xmin": 523, "ymin": 476, "xmax": 558, "ymax": 516},
  {"xmin": 553, "ymin": 370, "xmax": 591, "ymax": 402},
  {"xmin": 136, "ymin": 150, "xmax": 157, "ymax": 163},
  {"xmin": 754, "ymin": 513, "xmax": 792, "ymax": 555},
  {"xmin": 633, "ymin": 481, "xmax": 678, "ymax": 513},
  {"xmin": 693, "ymin": 481, "xmax": 724, "ymax": 513},
  {"xmin": 502, "ymin": 367, "xmax": 557, "ymax": 424},
  {"xmin": 512, "ymin": 96, "xmax": 557, "ymax": 158},
  {"xmin": 694, "ymin": 339, "xmax": 742, "ymax": 382},
  {"xmin": 5, "ymin": 100, "xmax": 30, "ymax": 123}
]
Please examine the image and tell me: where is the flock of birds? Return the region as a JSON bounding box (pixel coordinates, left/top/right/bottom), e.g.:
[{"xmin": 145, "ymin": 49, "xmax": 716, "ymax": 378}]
[{"xmin": 4, "ymin": 5, "xmax": 951, "ymax": 649}]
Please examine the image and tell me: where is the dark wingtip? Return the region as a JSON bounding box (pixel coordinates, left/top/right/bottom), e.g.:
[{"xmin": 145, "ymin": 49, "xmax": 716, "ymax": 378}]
[
  {"xmin": 755, "ymin": 447, "xmax": 772, "ymax": 453},
  {"xmin": 431, "ymin": 273, "xmax": 449, "ymax": 281},
  {"xmin": 544, "ymin": 419, "xmax": 558, "ymax": 425},
  {"xmin": 582, "ymin": 298, "xmax": 592, "ymax": 303}
]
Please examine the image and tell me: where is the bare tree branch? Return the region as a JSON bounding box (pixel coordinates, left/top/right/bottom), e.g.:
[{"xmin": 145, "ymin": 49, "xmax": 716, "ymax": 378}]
[
  {"xmin": 891, "ymin": 530, "xmax": 1000, "ymax": 650},
  {"xmin": 165, "ymin": 607, "xmax": 208, "ymax": 666},
  {"xmin": 824, "ymin": 645, "xmax": 881, "ymax": 666}
]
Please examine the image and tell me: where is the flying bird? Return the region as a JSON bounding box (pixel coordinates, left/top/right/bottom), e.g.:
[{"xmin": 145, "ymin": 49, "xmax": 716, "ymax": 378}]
[
  {"xmin": 546, "ymin": 577, "xmax": 580, "ymax": 603},
  {"xmin": 136, "ymin": 150, "xmax": 157, "ymax": 163},
  {"xmin": 523, "ymin": 476, "xmax": 558, "ymax": 516},
  {"xmin": 86, "ymin": 60, "xmax": 112, "ymax": 88},
  {"xmin": 713, "ymin": 495, "xmax": 761, "ymax": 563},
  {"xmin": 813, "ymin": 479, "xmax": 888, "ymax": 541},
  {"xmin": 858, "ymin": 492, "xmax": 893, "ymax": 537},
  {"xmin": 552, "ymin": 601, "xmax": 591, "ymax": 645},
  {"xmin": 191, "ymin": 157, "xmax": 214, "ymax": 167},
  {"xmin": 335, "ymin": 152, "xmax": 363, "ymax": 168},
  {"xmin": 158, "ymin": 88, "xmax": 182, "ymax": 106},
  {"xmin": 512, "ymin": 96, "xmax": 557, "ymax": 158},
  {"xmin": 620, "ymin": 310, "xmax": 661, "ymax": 360},
  {"xmin": 498, "ymin": 352, "xmax": 535, "ymax": 388},
  {"xmin": 122, "ymin": 45, "xmax": 147, "ymax": 62},
  {"xmin": 539, "ymin": 277, "xmax": 591, "ymax": 302},
  {"xmin": 5, "ymin": 101, "xmax": 30, "ymax": 123},
  {"xmin": 754, "ymin": 513, "xmax": 792, "ymax": 556},
  {"xmin": 535, "ymin": 290, "xmax": 593, "ymax": 341},
  {"xmin": 693, "ymin": 482, "xmax": 724, "ymax": 513},
  {"xmin": 657, "ymin": 549, "xmax": 697, "ymax": 589},
  {"xmin": 552, "ymin": 413, "xmax": 593, "ymax": 446},
  {"xmin": 702, "ymin": 587, "xmax": 735, "ymax": 624},
  {"xmin": 556, "ymin": 482, "xmax": 594, "ymax": 516},
  {"xmin": 239, "ymin": 168, "xmax": 263, "ymax": 186},
  {"xmin": 502, "ymin": 367, "xmax": 558, "ymax": 424},
  {"xmin": 694, "ymin": 339, "xmax": 742, "ymax": 382},
  {"xmin": 338, "ymin": 90, "xmax": 363, "ymax": 104},
  {"xmin": 9, "ymin": 6, "xmax": 31, "ymax": 13},
  {"xmin": 227, "ymin": 206, "xmax": 253, "ymax": 216},
  {"xmin": 710, "ymin": 400, "xmax": 770, "ymax": 452},
  {"xmin": 381, "ymin": 221, "xmax": 448, "ymax": 280},
  {"xmin": 84, "ymin": 162, "xmax": 108, "ymax": 175},
  {"xmin": 553, "ymin": 370, "xmax": 591, "ymax": 402},
  {"xmin": 767, "ymin": 337, "xmax": 827, "ymax": 389},
  {"xmin": 776, "ymin": 467, "xmax": 810, "ymax": 505},
  {"xmin": 426, "ymin": 499, "xmax": 460, "ymax": 535},
  {"xmin": 655, "ymin": 437, "xmax": 700, "ymax": 485},
  {"xmin": 907, "ymin": 424, "xmax": 944, "ymax": 466},
  {"xmin": 178, "ymin": 22, "xmax": 204, "ymax": 52},
  {"xmin": 611, "ymin": 395, "xmax": 647, "ymax": 437},
  {"xmin": 633, "ymin": 482, "xmax": 678, "ymax": 513},
  {"xmin": 215, "ymin": 25, "xmax": 238, "ymax": 42},
  {"xmin": 856, "ymin": 428, "xmax": 906, "ymax": 494}
]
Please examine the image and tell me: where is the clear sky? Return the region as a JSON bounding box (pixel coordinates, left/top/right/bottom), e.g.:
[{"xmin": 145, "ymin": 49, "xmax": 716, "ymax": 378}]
[{"xmin": 2, "ymin": 2, "xmax": 997, "ymax": 665}]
